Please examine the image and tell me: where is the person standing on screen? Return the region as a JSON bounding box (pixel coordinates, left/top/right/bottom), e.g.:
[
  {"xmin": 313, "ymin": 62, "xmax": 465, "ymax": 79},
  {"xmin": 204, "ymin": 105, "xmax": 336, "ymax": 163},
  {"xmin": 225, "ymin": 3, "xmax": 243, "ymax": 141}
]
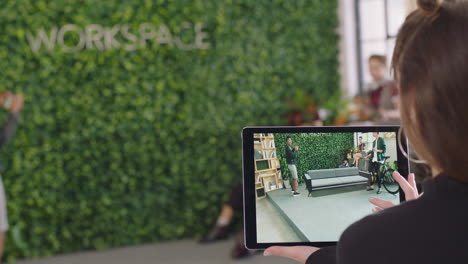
[
  {"xmin": 365, "ymin": 132, "xmax": 386, "ymax": 194},
  {"xmin": 0, "ymin": 91, "xmax": 23, "ymax": 260},
  {"xmin": 285, "ymin": 136, "xmax": 300, "ymax": 196}
]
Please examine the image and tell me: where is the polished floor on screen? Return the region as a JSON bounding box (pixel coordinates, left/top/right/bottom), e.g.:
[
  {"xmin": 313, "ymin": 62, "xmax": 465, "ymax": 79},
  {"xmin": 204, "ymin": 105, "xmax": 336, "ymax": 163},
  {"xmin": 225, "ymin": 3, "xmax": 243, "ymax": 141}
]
[{"xmin": 256, "ymin": 184, "xmax": 399, "ymax": 242}]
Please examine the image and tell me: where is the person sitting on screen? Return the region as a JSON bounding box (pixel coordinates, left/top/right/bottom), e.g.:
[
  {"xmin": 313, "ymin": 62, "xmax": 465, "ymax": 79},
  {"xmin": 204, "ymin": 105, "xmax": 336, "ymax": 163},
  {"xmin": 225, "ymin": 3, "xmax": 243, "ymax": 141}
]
[
  {"xmin": 352, "ymin": 136, "xmax": 366, "ymax": 167},
  {"xmin": 338, "ymin": 159, "xmax": 349, "ymax": 168},
  {"xmin": 364, "ymin": 131, "xmax": 386, "ymax": 194},
  {"xmin": 285, "ymin": 136, "xmax": 300, "ymax": 196}
]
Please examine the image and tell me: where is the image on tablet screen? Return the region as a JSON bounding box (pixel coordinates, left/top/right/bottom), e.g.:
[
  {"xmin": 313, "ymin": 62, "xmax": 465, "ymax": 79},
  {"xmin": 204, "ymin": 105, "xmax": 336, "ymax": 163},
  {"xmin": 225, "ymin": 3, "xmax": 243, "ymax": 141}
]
[{"xmin": 253, "ymin": 131, "xmax": 400, "ymax": 243}]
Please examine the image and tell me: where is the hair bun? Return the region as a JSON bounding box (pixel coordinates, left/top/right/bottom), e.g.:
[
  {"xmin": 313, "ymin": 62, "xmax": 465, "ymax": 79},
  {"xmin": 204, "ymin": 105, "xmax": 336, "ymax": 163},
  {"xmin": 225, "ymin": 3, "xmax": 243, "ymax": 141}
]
[{"xmin": 417, "ymin": 0, "xmax": 443, "ymax": 17}]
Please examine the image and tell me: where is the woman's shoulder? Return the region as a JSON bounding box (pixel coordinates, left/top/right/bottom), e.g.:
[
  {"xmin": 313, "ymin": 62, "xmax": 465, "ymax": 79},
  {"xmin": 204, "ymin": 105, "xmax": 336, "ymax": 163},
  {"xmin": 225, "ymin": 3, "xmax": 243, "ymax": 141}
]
[
  {"xmin": 338, "ymin": 193, "xmax": 468, "ymax": 261},
  {"xmin": 340, "ymin": 199, "xmax": 423, "ymax": 242},
  {"xmin": 336, "ymin": 199, "xmax": 427, "ymax": 262}
]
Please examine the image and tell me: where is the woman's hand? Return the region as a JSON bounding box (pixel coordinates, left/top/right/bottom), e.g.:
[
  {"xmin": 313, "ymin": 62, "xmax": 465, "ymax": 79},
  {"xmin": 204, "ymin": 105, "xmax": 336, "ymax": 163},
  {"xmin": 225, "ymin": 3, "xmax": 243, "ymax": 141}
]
[
  {"xmin": 369, "ymin": 171, "xmax": 421, "ymax": 213},
  {"xmin": 263, "ymin": 246, "xmax": 320, "ymax": 263}
]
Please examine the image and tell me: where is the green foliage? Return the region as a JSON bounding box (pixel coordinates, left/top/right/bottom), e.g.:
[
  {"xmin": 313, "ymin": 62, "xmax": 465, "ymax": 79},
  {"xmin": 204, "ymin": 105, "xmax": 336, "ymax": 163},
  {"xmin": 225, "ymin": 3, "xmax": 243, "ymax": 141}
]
[
  {"xmin": 279, "ymin": 156, "xmax": 290, "ymax": 181},
  {"xmin": 0, "ymin": 0, "xmax": 339, "ymax": 261},
  {"xmin": 321, "ymin": 90, "xmax": 350, "ymax": 125},
  {"xmin": 256, "ymin": 160, "xmax": 269, "ymax": 171},
  {"xmin": 275, "ymin": 133, "xmax": 353, "ymax": 183},
  {"xmin": 386, "ymin": 161, "xmax": 398, "ymax": 171}
]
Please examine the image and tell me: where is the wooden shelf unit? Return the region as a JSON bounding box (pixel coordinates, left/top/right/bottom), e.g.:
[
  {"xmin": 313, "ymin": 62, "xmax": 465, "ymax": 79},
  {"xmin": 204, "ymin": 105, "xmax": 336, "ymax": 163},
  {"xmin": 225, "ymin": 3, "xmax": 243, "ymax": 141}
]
[{"xmin": 254, "ymin": 133, "xmax": 282, "ymax": 198}]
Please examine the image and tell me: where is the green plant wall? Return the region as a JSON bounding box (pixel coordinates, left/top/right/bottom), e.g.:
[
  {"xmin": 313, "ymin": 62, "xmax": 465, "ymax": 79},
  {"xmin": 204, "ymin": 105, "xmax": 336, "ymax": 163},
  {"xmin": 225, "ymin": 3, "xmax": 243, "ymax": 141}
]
[
  {"xmin": 0, "ymin": 0, "xmax": 339, "ymax": 261},
  {"xmin": 275, "ymin": 133, "xmax": 353, "ymax": 182}
]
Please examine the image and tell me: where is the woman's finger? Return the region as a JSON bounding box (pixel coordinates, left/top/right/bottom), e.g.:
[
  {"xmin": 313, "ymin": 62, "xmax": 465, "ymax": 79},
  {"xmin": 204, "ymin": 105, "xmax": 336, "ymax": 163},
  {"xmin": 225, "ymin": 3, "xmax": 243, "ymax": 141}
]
[
  {"xmin": 264, "ymin": 246, "xmax": 320, "ymax": 263},
  {"xmin": 372, "ymin": 207, "xmax": 383, "ymax": 213},
  {"xmin": 392, "ymin": 171, "xmax": 420, "ymax": 200},
  {"xmin": 368, "ymin": 197, "xmax": 395, "ymax": 209},
  {"xmin": 392, "ymin": 171, "xmax": 412, "ymax": 191},
  {"xmin": 408, "ymin": 173, "xmax": 417, "ymax": 189},
  {"xmin": 393, "ymin": 171, "xmax": 417, "ymax": 196},
  {"xmin": 407, "ymin": 173, "xmax": 419, "ymax": 200}
]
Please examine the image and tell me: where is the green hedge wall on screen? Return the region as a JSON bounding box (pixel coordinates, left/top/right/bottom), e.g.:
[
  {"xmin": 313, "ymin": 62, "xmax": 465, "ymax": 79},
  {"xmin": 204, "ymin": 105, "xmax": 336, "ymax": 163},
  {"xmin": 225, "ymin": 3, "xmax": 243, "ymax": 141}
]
[
  {"xmin": 0, "ymin": 0, "xmax": 339, "ymax": 260},
  {"xmin": 275, "ymin": 133, "xmax": 353, "ymax": 182}
]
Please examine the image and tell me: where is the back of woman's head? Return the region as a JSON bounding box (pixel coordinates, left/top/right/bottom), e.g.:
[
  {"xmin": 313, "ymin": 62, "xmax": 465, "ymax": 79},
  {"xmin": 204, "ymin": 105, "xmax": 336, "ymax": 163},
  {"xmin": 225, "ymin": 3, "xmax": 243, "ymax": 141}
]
[{"xmin": 393, "ymin": 0, "xmax": 468, "ymax": 182}]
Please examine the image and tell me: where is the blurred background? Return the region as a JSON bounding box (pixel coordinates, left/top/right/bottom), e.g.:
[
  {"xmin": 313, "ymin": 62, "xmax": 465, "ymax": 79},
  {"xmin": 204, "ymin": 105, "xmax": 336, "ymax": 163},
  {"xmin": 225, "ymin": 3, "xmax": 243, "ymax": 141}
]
[{"xmin": 0, "ymin": 0, "xmax": 418, "ymax": 263}]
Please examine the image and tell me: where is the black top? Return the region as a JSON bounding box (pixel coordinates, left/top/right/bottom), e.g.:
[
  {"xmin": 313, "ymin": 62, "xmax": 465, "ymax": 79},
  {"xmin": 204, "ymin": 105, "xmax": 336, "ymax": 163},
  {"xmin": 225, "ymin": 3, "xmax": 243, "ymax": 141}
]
[
  {"xmin": 357, "ymin": 142, "xmax": 366, "ymax": 152},
  {"xmin": 285, "ymin": 144, "xmax": 298, "ymax": 165},
  {"xmin": 307, "ymin": 173, "xmax": 468, "ymax": 264}
]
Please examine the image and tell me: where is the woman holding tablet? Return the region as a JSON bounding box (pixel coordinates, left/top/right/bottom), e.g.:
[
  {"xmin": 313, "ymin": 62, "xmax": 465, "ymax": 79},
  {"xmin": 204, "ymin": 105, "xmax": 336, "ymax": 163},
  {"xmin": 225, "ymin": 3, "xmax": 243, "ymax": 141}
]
[{"xmin": 264, "ymin": 0, "xmax": 468, "ymax": 263}]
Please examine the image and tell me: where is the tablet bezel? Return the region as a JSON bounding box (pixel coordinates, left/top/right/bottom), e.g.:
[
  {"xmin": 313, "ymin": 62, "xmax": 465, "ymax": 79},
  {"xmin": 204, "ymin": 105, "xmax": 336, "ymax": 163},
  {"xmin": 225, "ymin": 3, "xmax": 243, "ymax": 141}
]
[{"xmin": 242, "ymin": 126, "xmax": 409, "ymax": 249}]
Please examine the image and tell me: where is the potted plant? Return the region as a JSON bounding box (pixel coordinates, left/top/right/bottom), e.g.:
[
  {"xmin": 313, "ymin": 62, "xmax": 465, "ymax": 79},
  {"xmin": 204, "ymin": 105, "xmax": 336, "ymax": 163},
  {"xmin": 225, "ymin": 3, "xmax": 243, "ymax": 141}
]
[
  {"xmin": 285, "ymin": 90, "xmax": 320, "ymax": 126},
  {"xmin": 285, "ymin": 89, "xmax": 350, "ymax": 126},
  {"xmin": 318, "ymin": 90, "xmax": 350, "ymax": 126}
]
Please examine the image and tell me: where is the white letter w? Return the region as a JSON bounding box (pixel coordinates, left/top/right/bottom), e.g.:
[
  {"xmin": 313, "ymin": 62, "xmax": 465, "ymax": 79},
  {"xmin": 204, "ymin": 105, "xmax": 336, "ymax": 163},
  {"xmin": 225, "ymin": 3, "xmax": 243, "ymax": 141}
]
[{"xmin": 26, "ymin": 27, "xmax": 58, "ymax": 53}]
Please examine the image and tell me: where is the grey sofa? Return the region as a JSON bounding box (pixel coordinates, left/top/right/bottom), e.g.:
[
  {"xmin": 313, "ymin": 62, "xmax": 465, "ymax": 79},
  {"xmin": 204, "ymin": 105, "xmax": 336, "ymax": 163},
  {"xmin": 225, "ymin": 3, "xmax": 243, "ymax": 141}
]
[
  {"xmin": 304, "ymin": 167, "xmax": 368, "ymax": 197},
  {"xmin": 347, "ymin": 158, "xmax": 370, "ymax": 171}
]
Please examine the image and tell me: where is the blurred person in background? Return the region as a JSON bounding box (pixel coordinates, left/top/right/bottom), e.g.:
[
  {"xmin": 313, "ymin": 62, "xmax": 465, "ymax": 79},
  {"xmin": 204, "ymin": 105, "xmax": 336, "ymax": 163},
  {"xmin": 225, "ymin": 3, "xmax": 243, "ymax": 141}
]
[
  {"xmin": 199, "ymin": 183, "xmax": 257, "ymax": 259},
  {"xmin": 0, "ymin": 91, "xmax": 24, "ymax": 260},
  {"xmin": 354, "ymin": 55, "xmax": 400, "ymax": 123}
]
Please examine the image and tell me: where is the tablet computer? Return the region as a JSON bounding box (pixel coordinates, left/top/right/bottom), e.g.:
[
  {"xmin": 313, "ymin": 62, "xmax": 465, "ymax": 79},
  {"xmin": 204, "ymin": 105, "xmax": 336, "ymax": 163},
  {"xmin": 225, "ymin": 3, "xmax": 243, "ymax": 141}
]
[{"xmin": 242, "ymin": 126, "xmax": 409, "ymax": 249}]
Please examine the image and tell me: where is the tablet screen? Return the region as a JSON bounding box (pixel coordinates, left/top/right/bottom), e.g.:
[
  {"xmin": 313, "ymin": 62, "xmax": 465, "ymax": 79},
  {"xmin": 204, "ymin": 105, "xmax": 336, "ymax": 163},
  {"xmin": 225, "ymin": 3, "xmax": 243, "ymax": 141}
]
[{"xmin": 243, "ymin": 127, "xmax": 408, "ymax": 248}]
